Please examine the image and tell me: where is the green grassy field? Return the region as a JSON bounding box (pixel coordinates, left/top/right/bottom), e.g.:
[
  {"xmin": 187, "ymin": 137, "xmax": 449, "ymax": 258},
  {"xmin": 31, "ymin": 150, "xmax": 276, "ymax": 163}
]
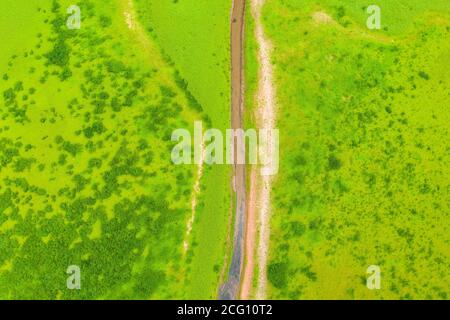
[
  {"xmin": 2, "ymin": 0, "xmax": 448, "ymax": 301},
  {"xmin": 0, "ymin": 0, "xmax": 230, "ymax": 299},
  {"xmin": 133, "ymin": 0, "xmax": 232, "ymax": 298},
  {"xmin": 262, "ymin": 0, "xmax": 450, "ymax": 299}
]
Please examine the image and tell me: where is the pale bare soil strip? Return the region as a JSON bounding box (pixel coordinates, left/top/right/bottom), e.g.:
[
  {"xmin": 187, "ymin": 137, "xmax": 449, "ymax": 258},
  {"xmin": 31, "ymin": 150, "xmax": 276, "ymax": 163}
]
[
  {"xmin": 184, "ymin": 144, "xmax": 206, "ymax": 253},
  {"xmin": 251, "ymin": 0, "xmax": 277, "ymax": 300},
  {"xmin": 121, "ymin": 0, "xmax": 172, "ymax": 84},
  {"xmin": 123, "ymin": 0, "xmax": 136, "ymax": 30},
  {"xmin": 123, "ymin": 0, "xmax": 144, "ymax": 42}
]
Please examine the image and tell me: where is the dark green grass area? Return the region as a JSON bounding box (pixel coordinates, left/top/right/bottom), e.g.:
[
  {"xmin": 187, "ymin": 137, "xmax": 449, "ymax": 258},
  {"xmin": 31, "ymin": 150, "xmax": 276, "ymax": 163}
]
[
  {"xmin": 263, "ymin": 0, "xmax": 449, "ymax": 299},
  {"xmin": 0, "ymin": 0, "xmax": 204, "ymax": 299}
]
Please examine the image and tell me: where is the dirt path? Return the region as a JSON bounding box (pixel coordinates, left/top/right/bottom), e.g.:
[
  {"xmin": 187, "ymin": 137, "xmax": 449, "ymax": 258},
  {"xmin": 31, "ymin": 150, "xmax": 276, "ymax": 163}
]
[
  {"xmin": 251, "ymin": 0, "xmax": 277, "ymax": 300},
  {"xmin": 240, "ymin": 0, "xmax": 277, "ymax": 300},
  {"xmin": 221, "ymin": 0, "xmax": 276, "ymax": 300},
  {"xmin": 183, "ymin": 143, "xmax": 206, "ymax": 253},
  {"xmin": 240, "ymin": 166, "xmax": 257, "ymax": 299},
  {"xmin": 218, "ymin": 0, "xmax": 246, "ymax": 300}
]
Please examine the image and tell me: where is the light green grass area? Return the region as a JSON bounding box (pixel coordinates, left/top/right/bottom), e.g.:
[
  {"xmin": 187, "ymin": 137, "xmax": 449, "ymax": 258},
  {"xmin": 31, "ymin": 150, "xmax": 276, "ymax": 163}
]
[
  {"xmin": 244, "ymin": 7, "xmax": 259, "ymax": 129},
  {"xmin": 133, "ymin": 0, "xmax": 232, "ymax": 298},
  {"xmin": 262, "ymin": 0, "xmax": 449, "ymax": 299},
  {"xmin": 0, "ymin": 0, "xmax": 214, "ymax": 299}
]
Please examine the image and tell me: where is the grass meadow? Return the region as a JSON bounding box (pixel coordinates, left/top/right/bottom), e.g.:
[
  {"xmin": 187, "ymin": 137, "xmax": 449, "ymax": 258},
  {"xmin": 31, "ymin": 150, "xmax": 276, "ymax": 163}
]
[
  {"xmin": 133, "ymin": 0, "xmax": 232, "ymax": 299},
  {"xmin": 262, "ymin": 0, "xmax": 449, "ymax": 299},
  {"xmin": 0, "ymin": 0, "xmax": 230, "ymax": 299}
]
